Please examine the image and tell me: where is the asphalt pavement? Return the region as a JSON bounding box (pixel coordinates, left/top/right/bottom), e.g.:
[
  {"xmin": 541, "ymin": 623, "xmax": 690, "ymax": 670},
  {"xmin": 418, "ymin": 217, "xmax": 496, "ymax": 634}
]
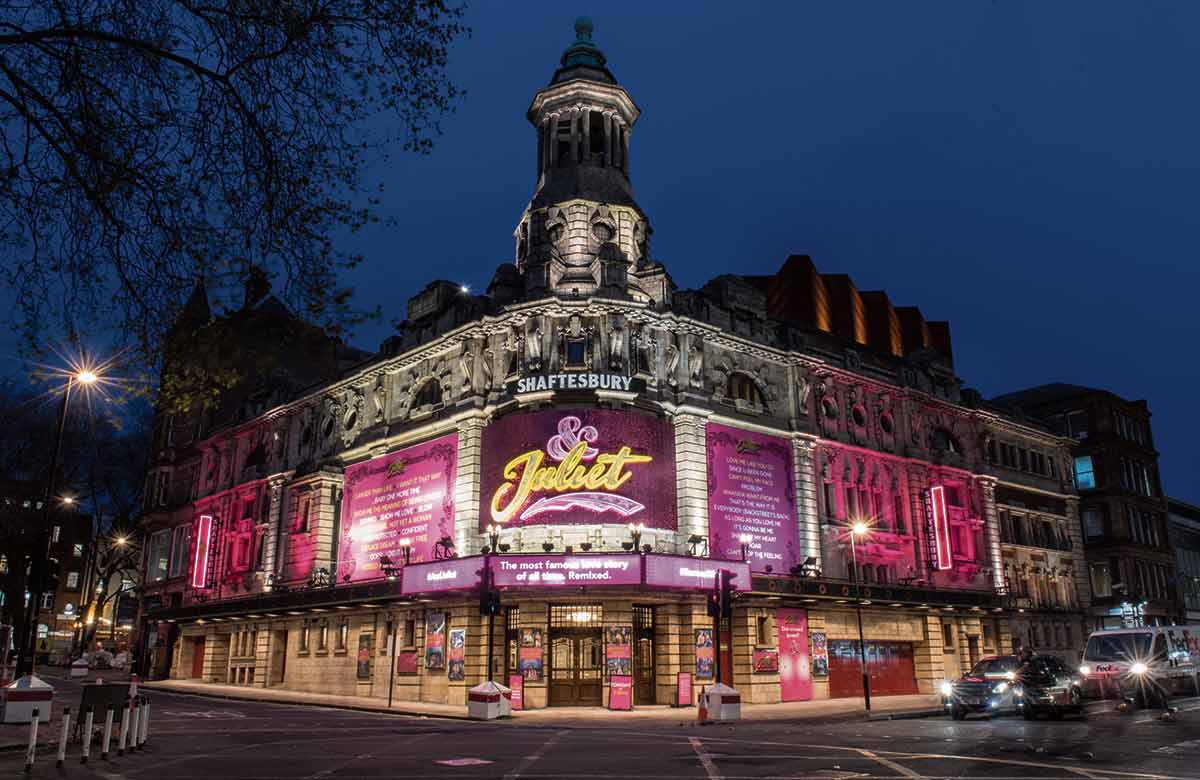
[{"xmin": 3, "ymin": 684, "xmax": 1199, "ymax": 779}]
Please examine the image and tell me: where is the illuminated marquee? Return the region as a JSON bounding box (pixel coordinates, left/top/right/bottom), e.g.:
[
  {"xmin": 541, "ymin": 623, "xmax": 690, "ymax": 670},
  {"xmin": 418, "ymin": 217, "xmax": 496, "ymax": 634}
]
[
  {"xmin": 190, "ymin": 514, "xmax": 214, "ymax": 589},
  {"xmin": 479, "ymin": 409, "xmax": 676, "ymax": 531},
  {"xmin": 923, "ymin": 486, "xmax": 953, "ymax": 571}
]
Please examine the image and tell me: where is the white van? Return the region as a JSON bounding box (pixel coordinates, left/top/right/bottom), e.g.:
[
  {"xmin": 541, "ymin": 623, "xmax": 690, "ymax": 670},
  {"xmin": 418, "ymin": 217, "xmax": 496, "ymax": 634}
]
[{"xmin": 1079, "ymin": 626, "xmax": 1200, "ymax": 700}]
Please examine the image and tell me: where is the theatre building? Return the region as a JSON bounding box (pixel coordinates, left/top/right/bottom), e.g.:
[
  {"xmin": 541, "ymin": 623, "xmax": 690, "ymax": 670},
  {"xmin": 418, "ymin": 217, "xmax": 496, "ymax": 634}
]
[{"xmin": 139, "ymin": 20, "xmax": 1083, "ymax": 709}]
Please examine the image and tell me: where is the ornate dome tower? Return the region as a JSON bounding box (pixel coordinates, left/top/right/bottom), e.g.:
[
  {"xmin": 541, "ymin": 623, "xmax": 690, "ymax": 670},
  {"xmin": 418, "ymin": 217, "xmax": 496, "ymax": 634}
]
[{"xmin": 514, "ymin": 19, "xmax": 672, "ymax": 304}]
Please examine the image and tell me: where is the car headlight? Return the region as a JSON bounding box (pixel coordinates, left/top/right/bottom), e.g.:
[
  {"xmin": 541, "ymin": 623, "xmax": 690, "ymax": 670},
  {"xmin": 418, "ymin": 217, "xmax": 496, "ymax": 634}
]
[
  {"xmin": 993, "ymin": 681, "xmax": 1008, "ymax": 694},
  {"xmin": 1129, "ymin": 662, "xmax": 1148, "ymax": 675},
  {"xmin": 939, "ymin": 681, "xmax": 954, "ymax": 696},
  {"xmin": 1078, "ymin": 665, "xmax": 1091, "ymax": 676}
]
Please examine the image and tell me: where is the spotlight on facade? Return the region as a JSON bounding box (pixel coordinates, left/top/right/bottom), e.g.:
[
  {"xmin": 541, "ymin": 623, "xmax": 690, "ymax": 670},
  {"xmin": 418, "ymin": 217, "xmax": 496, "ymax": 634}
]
[
  {"xmin": 543, "ymin": 541, "xmax": 555, "ymax": 553},
  {"xmin": 739, "ymin": 533, "xmax": 752, "ymax": 561},
  {"xmin": 380, "ymin": 556, "xmax": 401, "ymax": 582},
  {"xmin": 627, "ymin": 522, "xmax": 644, "ymax": 552},
  {"xmin": 579, "ymin": 542, "xmax": 592, "ymax": 552},
  {"xmin": 498, "ymin": 543, "xmax": 511, "ymax": 553},
  {"xmin": 398, "ymin": 539, "xmax": 412, "ymax": 565}
]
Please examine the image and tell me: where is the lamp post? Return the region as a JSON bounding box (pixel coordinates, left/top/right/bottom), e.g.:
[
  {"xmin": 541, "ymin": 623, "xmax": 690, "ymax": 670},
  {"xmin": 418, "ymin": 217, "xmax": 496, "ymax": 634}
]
[
  {"xmin": 16, "ymin": 367, "xmax": 99, "ymax": 678},
  {"xmin": 849, "ymin": 520, "xmax": 871, "ymax": 713}
]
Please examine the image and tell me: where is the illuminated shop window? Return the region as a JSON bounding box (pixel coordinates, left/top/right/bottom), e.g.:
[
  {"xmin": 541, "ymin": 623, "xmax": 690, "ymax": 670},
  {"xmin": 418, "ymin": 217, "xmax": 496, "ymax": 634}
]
[{"xmin": 1073, "ymin": 456, "xmax": 1096, "ymax": 490}]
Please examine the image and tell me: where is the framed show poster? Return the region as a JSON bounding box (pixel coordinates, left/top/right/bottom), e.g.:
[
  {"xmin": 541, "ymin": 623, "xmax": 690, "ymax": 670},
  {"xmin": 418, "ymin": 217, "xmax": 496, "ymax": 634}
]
[
  {"xmin": 676, "ymin": 672, "xmax": 693, "ymax": 707},
  {"xmin": 752, "ymin": 647, "xmax": 779, "ymax": 673},
  {"xmin": 694, "ymin": 628, "xmax": 714, "ymax": 679},
  {"xmin": 425, "ymin": 612, "xmax": 446, "ymax": 669},
  {"xmin": 396, "ymin": 651, "xmax": 419, "ymax": 675},
  {"xmin": 810, "ymin": 631, "xmax": 829, "ymax": 678},
  {"xmin": 356, "ymin": 633, "xmax": 374, "ymax": 680},
  {"xmin": 447, "ymin": 628, "xmax": 466, "ymax": 681},
  {"xmin": 605, "ymin": 626, "xmax": 632, "ymax": 676},
  {"xmin": 519, "ymin": 628, "xmax": 544, "ymax": 681}
]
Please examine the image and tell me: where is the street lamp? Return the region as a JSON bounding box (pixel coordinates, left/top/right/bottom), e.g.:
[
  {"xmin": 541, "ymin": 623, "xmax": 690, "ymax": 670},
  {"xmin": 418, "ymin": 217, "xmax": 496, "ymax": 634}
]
[
  {"xmin": 16, "ymin": 363, "xmax": 103, "ymax": 679},
  {"xmin": 739, "ymin": 533, "xmax": 752, "ymax": 561},
  {"xmin": 849, "ymin": 520, "xmax": 872, "ymax": 713}
]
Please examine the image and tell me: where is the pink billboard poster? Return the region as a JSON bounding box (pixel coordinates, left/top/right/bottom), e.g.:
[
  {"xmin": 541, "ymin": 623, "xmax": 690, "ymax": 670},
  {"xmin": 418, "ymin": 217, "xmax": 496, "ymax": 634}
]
[
  {"xmin": 608, "ymin": 675, "xmax": 633, "ymax": 710},
  {"xmin": 400, "ymin": 557, "xmax": 484, "ymax": 595},
  {"xmin": 479, "ymin": 409, "xmax": 676, "ymax": 531},
  {"xmin": 643, "ymin": 554, "xmax": 751, "ymax": 592},
  {"xmin": 706, "ymin": 423, "xmax": 799, "ymax": 573},
  {"xmin": 508, "ymin": 674, "xmax": 524, "ymax": 710},
  {"xmin": 338, "ymin": 433, "xmax": 458, "ymax": 582},
  {"xmin": 490, "ymin": 554, "xmax": 642, "ymax": 587},
  {"xmin": 777, "ymin": 608, "xmax": 812, "ymax": 701}
]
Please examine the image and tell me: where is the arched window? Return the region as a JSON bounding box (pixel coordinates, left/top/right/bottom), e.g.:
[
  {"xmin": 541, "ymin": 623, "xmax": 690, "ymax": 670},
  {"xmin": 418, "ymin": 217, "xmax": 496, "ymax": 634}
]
[
  {"xmin": 413, "ymin": 379, "xmax": 442, "ymax": 408},
  {"xmin": 932, "ymin": 427, "xmax": 961, "ymax": 454},
  {"xmin": 727, "ymin": 373, "xmax": 765, "ymax": 407}
]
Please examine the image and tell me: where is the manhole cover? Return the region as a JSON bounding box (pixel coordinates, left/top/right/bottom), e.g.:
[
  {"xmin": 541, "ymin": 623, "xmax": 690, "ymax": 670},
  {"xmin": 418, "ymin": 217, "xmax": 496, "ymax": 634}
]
[{"xmin": 434, "ymin": 758, "xmax": 494, "ymax": 766}]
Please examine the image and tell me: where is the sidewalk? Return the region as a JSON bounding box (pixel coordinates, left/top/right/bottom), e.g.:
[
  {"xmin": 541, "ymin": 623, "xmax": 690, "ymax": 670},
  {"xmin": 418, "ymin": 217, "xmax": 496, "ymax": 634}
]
[{"xmin": 141, "ymin": 678, "xmax": 943, "ymax": 727}]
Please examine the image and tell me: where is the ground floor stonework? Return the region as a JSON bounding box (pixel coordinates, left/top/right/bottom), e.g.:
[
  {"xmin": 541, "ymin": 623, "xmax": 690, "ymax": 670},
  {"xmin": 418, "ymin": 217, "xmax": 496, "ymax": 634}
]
[{"xmin": 167, "ymin": 591, "xmax": 1013, "ymax": 709}]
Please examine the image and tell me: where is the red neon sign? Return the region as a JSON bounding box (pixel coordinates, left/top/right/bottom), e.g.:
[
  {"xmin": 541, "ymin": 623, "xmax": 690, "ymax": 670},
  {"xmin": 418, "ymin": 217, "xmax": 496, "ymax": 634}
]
[
  {"xmin": 191, "ymin": 514, "xmax": 214, "ymax": 589},
  {"xmin": 927, "ymin": 486, "xmax": 952, "ymax": 570}
]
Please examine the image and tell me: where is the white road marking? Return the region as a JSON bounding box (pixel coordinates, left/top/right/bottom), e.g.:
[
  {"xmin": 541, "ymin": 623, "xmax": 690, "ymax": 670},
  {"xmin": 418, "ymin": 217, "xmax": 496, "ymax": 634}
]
[
  {"xmin": 1153, "ymin": 739, "xmax": 1200, "ymax": 754},
  {"xmin": 503, "ymin": 728, "xmax": 566, "ymax": 780},
  {"xmin": 857, "ymin": 748, "xmax": 923, "ymax": 779},
  {"xmin": 689, "ymin": 737, "xmax": 724, "ymax": 780}
]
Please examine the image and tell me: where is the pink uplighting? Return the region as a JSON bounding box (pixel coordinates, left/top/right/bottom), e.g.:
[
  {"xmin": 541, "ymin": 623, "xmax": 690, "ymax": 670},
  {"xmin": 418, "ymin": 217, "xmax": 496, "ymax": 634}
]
[{"xmin": 191, "ymin": 514, "xmax": 214, "ymax": 589}]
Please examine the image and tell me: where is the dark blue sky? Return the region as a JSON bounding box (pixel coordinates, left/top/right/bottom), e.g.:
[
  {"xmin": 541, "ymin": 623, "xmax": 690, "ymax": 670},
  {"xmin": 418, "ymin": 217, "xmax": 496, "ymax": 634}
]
[{"xmin": 338, "ymin": 2, "xmax": 1198, "ymax": 501}]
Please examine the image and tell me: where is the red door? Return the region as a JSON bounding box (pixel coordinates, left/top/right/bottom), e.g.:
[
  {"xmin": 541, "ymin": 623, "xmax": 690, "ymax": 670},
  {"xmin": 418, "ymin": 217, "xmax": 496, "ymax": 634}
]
[
  {"xmin": 719, "ymin": 629, "xmax": 733, "ymax": 685},
  {"xmin": 828, "ymin": 641, "xmax": 918, "ymax": 698},
  {"xmin": 191, "ymin": 637, "xmax": 206, "ymax": 679}
]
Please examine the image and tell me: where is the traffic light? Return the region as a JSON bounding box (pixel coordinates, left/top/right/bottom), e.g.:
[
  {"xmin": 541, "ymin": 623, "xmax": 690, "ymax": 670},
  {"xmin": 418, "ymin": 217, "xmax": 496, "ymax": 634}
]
[
  {"xmin": 719, "ymin": 569, "xmax": 735, "ymax": 618},
  {"xmin": 478, "ymin": 564, "xmax": 501, "ymax": 616},
  {"xmin": 706, "ymin": 584, "xmax": 722, "ymax": 618}
]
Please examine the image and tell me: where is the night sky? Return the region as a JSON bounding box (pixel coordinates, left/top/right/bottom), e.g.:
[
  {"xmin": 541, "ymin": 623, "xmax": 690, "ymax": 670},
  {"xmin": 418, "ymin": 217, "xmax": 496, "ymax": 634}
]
[
  {"xmin": 7, "ymin": 3, "xmax": 1199, "ymax": 501},
  {"xmin": 338, "ymin": 3, "xmax": 1197, "ymax": 500}
]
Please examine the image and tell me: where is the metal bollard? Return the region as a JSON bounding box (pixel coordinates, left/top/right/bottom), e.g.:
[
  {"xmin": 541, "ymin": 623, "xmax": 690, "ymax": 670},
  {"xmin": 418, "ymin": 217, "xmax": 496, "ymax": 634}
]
[
  {"xmin": 128, "ymin": 699, "xmax": 140, "ymax": 753},
  {"xmin": 138, "ymin": 695, "xmax": 150, "ymax": 747},
  {"xmin": 117, "ymin": 697, "xmax": 130, "ymax": 756},
  {"xmin": 101, "ymin": 704, "xmax": 115, "ymax": 759},
  {"xmin": 24, "ymin": 706, "xmax": 39, "ymax": 773},
  {"xmin": 57, "ymin": 706, "xmax": 72, "ymax": 767},
  {"xmin": 81, "ymin": 705, "xmax": 94, "ymax": 763}
]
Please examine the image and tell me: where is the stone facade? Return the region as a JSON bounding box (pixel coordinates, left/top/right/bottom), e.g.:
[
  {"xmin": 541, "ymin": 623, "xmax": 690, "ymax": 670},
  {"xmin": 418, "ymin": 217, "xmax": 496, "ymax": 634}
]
[{"xmin": 140, "ymin": 19, "xmax": 1085, "ymax": 706}]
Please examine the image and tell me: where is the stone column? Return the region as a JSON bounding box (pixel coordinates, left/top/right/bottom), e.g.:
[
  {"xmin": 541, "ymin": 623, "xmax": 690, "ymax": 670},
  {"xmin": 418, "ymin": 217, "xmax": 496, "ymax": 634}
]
[
  {"xmin": 979, "ymin": 477, "xmax": 1004, "ymax": 591},
  {"xmin": 621, "ymin": 125, "xmax": 631, "ymax": 175},
  {"xmin": 263, "ymin": 477, "xmax": 286, "ymax": 580},
  {"xmin": 674, "ymin": 411, "xmax": 710, "ymax": 551},
  {"xmin": 569, "ymin": 108, "xmax": 580, "ymax": 163},
  {"xmin": 582, "ymin": 107, "xmax": 591, "ymax": 159},
  {"xmin": 540, "ymin": 117, "xmax": 550, "ymax": 175},
  {"xmin": 602, "ymin": 112, "xmax": 612, "ymax": 167},
  {"xmin": 792, "ymin": 435, "xmax": 822, "ymax": 571},
  {"xmin": 454, "ymin": 415, "xmax": 486, "ymax": 556},
  {"xmin": 612, "ymin": 120, "xmax": 622, "ymax": 169}
]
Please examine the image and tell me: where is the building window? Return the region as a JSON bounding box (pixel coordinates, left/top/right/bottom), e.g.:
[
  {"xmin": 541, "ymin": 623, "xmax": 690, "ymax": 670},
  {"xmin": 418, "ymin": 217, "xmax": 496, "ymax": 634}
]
[
  {"xmin": 72, "ymin": 543, "xmax": 84, "ymax": 558},
  {"xmin": 0, "ymin": 555, "xmax": 6, "ymax": 574},
  {"xmin": 299, "ymin": 621, "xmax": 310, "ymax": 652},
  {"xmin": 337, "ymin": 621, "xmax": 349, "ymax": 651},
  {"xmin": 1066, "ymin": 410, "xmax": 1088, "ymax": 440},
  {"xmin": 1089, "ymin": 562, "xmax": 1111, "ymax": 598},
  {"xmin": 169, "ymin": 525, "xmax": 192, "ymax": 578},
  {"xmin": 66, "ymin": 572, "xmax": 80, "ymax": 590},
  {"xmin": 52, "ymin": 526, "xmax": 61, "ymax": 542},
  {"xmin": 40, "ymin": 593, "xmax": 54, "ymax": 610},
  {"xmin": 318, "ymin": 620, "xmax": 329, "ymax": 651},
  {"xmin": 942, "ymin": 623, "xmax": 955, "ymax": 654},
  {"xmin": 413, "ymin": 379, "xmax": 442, "ymax": 408},
  {"xmin": 728, "ymin": 373, "xmax": 765, "ymax": 407},
  {"xmin": 1073, "ymin": 456, "xmax": 1096, "ymax": 490},
  {"xmin": 403, "ymin": 618, "xmax": 416, "ymax": 647},
  {"xmin": 147, "ymin": 530, "xmax": 171, "ymax": 582}
]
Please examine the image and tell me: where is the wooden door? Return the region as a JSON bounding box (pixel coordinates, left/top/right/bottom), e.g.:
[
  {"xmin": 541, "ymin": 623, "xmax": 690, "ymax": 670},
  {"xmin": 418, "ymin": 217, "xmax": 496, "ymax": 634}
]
[
  {"xmin": 549, "ymin": 632, "xmax": 603, "ymax": 706},
  {"xmin": 191, "ymin": 637, "xmax": 206, "ymax": 679},
  {"xmin": 633, "ymin": 636, "xmax": 655, "ymax": 704}
]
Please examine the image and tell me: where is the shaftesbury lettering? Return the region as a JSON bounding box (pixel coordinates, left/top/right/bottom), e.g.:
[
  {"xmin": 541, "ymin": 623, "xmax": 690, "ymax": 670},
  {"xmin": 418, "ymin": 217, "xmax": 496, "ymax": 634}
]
[{"xmin": 514, "ymin": 374, "xmax": 635, "ymax": 393}]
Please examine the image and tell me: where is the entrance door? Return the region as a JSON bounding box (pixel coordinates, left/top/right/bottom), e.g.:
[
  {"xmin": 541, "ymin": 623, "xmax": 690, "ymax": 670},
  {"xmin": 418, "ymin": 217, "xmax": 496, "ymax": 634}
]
[
  {"xmin": 191, "ymin": 637, "xmax": 206, "ymax": 679},
  {"xmin": 269, "ymin": 630, "xmax": 288, "ymax": 685},
  {"xmin": 549, "ymin": 633, "xmax": 603, "ymax": 706},
  {"xmin": 633, "ymin": 605, "xmax": 656, "ymax": 705}
]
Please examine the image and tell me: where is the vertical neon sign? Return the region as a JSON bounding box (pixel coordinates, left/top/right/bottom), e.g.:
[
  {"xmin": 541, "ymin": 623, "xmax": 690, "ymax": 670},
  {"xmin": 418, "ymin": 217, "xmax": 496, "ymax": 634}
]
[
  {"xmin": 191, "ymin": 514, "xmax": 213, "ymax": 589},
  {"xmin": 925, "ymin": 486, "xmax": 952, "ymax": 570}
]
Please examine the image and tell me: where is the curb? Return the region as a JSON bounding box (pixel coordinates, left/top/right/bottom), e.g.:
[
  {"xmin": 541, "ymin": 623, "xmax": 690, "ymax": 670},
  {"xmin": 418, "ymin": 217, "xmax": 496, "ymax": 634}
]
[{"xmin": 140, "ymin": 683, "xmax": 942, "ymax": 728}]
